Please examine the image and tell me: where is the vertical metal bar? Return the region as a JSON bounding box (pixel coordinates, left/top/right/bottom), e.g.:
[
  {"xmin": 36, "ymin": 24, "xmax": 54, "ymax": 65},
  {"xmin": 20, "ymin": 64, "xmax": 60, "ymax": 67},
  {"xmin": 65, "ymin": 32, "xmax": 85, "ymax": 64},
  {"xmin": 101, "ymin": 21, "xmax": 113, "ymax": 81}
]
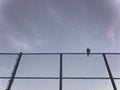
[
  {"xmin": 6, "ymin": 52, "xmax": 22, "ymax": 90},
  {"xmin": 103, "ymin": 53, "xmax": 117, "ymax": 90},
  {"xmin": 59, "ymin": 53, "xmax": 63, "ymax": 90}
]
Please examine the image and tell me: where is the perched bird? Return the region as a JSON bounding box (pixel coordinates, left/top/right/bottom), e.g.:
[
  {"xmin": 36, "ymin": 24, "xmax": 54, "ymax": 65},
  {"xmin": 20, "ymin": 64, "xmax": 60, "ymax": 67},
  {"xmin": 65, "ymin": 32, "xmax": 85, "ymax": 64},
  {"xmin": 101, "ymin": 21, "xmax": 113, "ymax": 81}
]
[{"xmin": 86, "ymin": 48, "xmax": 91, "ymax": 57}]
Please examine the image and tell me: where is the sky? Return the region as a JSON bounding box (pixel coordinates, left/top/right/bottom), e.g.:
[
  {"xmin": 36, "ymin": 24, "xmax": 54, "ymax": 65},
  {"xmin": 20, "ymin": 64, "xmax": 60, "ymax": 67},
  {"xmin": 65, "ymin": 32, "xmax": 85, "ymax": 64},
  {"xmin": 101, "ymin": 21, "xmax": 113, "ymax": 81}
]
[
  {"xmin": 0, "ymin": 0, "xmax": 120, "ymax": 53},
  {"xmin": 0, "ymin": 0, "xmax": 120, "ymax": 89}
]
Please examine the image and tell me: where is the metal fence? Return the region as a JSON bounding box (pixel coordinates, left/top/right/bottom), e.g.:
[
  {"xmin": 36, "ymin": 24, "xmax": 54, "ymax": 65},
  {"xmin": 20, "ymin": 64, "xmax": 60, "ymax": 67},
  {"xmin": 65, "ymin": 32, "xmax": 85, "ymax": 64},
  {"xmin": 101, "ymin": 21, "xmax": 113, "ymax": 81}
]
[{"xmin": 0, "ymin": 53, "xmax": 120, "ymax": 90}]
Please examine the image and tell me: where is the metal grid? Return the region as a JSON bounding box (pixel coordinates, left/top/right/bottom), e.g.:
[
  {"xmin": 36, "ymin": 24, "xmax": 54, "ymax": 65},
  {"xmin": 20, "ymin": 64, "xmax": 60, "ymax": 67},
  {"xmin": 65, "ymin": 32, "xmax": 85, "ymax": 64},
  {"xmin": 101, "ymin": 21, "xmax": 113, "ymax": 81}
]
[{"xmin": 0, "ymin": 52, "xmax": 119, "ymax": 90}]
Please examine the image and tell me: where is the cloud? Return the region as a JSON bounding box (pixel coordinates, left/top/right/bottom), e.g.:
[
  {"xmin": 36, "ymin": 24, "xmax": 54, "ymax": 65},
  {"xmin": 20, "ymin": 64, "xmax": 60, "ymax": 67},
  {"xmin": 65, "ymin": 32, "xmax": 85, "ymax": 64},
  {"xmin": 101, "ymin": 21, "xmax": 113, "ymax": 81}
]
[
  {"xmin": 30, "ymin": 23, "xmax": 43, "ymax": 46},
  {"xmin": 0, "ymin": 17, "xmax": 30, "ymax": 51},
  {"xmin": 11, "ymin": 39, "xmax": 31, "ymax": 50},
  {"xmin": 0, "ymin": 0, "xmax": 45, "ymax": 52},
  {"xmin": 107, "ymin": 26, "xmax": 117, "ymax": 42},
  {"xmin": 0, "ymin": 20, "xmax": 31, "ymax": 51},
  {"xmin": 0, "ymin": 0, "xmax": 9, "ymax": 8},
  {"xmin": 44, "ymin": 1, "xmax": 63, "ymax": 25},
  {"xmin": 106, "ymin": 0, "xmax": 120, "ymax": 43},
  {"xmin": 115, "ymin": 0, "xmax": 120, "ymax": 4},
  {"xmin": 1, "ymin": 0, "xmax": 120, "ymax": 53},
  {"xmin": 106, "ymin": 15, "xmax": 120, "ymax": 46}
]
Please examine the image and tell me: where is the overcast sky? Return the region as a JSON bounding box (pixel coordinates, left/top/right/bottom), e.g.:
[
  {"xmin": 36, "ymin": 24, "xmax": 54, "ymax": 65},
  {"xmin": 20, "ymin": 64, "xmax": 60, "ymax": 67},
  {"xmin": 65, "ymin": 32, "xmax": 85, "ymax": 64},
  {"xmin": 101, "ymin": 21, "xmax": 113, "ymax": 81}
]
[
  {"xmin": 1, "ymin": 1, "xmax": 120, "ymax": 89},
  {"xmin": 0, "ymin": 0, "xmax": 120, "ymax": 53}
]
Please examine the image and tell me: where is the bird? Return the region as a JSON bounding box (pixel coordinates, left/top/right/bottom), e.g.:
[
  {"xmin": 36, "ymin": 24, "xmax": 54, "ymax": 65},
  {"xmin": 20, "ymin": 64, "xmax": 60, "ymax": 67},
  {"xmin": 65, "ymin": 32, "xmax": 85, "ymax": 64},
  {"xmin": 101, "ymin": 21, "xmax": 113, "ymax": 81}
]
[{"xmin": 86, "ymin": 48, "xmax": 91, "ymax": 57}]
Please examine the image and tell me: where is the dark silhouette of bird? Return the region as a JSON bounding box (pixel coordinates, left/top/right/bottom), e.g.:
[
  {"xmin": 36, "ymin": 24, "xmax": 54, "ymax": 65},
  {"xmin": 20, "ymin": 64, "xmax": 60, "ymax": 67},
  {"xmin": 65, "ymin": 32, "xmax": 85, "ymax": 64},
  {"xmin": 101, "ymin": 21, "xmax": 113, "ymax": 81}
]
[{"xmin": 86, "ymin": 48, "xmax": 91, "ymax": 57}]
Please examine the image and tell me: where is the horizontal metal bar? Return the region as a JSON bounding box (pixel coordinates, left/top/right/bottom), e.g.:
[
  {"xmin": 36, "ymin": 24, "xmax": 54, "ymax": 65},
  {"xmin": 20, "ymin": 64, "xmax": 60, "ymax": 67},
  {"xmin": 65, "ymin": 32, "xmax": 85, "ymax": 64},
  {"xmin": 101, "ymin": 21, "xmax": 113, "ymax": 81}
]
[
  {"xmin": 22, "ymin": 53, "xmax": 61, "ymax": 55},
  {"xmin": 0, "ymin": 77, "xmax": 59, "ymax": 79},
  {"xmin": 1, "ymin": 77, "xmax": 120, "ymax": 79},
  {"xmin": 63, "ymin": 77, "xmax": 120, "ymax": 79},
  {"xmin": 62, "ymin": 53, "xmax": 120, "ymax": 55},
  {"xmin": 15, "ymin": 77, "xmax": 59, "ymax": 79},
  {"xmin": 0, "ymin": 53, "xmax": 19, "ymax": 55},
  {"xmin": 63, "ymin": 77, "xmax": 110, "ymax": 79},
  {"xmin": 0, "ymin": 77, "xmax": 11, "ymax": 79},
  {"xmin": 0, "ymin": 53, "xmax": 120, "ymax": 55}
]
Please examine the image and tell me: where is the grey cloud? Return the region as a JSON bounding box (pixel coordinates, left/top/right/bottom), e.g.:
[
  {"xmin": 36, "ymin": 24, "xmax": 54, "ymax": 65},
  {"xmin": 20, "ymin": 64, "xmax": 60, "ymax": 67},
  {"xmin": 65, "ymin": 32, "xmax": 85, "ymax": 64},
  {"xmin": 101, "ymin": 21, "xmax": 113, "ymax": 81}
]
[{"xmin": 0, "ymin": 0, "xmax": 120, "ymax": 52}]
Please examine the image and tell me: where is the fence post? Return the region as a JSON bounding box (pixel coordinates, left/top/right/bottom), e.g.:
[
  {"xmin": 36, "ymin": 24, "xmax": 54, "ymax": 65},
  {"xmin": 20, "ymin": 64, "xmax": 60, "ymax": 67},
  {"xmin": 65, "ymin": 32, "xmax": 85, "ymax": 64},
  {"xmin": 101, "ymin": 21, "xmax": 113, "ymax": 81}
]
[
  {"xmin": 6, "ymin": 52, "xmax": 22, "ymax": 90},
  {"xmin": 103, "ymin": 53, "xmax": 117, "ymax": 90},
  {"xmin": 59, "ymin": 53, "xmax": 63, "ymax": 90}
]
